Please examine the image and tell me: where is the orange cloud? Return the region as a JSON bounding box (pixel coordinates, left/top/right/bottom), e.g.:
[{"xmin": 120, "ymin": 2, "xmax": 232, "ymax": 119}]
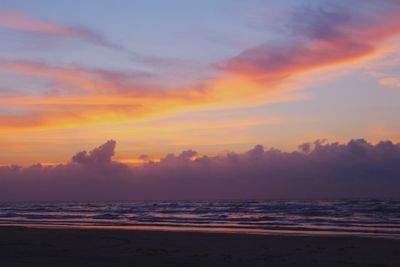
[
  {"xmin": 0, "ymin": 59, "xmax": 304, "ymax": 131},
  {"xmin": 380, "ymin": 77, "xmax": 400, "ymax": 89}
]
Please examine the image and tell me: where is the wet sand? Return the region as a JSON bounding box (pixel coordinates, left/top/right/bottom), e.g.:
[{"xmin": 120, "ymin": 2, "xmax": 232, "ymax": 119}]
[{"xmin": 0, "ymin": 226, "xmax": 399, "ymax": 266}]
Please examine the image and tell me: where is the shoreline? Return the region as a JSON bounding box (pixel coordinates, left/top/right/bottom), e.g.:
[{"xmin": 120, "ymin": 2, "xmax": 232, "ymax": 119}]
[
  {"xmin": 1, "ymin": 225, "xmax": 400, "ymax": 266},
  {"xmin": 1, "ymin": 222, "xmax": 400, "ymax": 240}
]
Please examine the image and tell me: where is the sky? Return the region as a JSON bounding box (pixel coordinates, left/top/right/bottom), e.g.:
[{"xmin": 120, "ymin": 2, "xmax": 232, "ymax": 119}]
[
  {"xmin": 0, "ymin": 0, "xmax": 400, "ymax": 200},
  {"xmin": 0, "ymin": 0, "xmax": 400, "ymax": 165},
  {"xmin": 0, "ymin": 1, "xmax": 400, "ymax": 200}
]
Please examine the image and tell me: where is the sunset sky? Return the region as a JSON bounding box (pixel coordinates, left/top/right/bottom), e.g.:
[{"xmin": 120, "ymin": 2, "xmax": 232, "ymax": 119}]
[{"xmin": 1, "ymin": 0, "xmax": 400, "ymax": 166}]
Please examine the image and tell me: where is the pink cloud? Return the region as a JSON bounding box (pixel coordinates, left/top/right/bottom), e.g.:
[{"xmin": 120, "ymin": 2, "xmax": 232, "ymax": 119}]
[
  {"xmin": 0, "ymin": 11, "xmax": 73, "ymax": 35},
  {"xmin": 219, "ymin": 3, "xmax": 400, "ymax": 80},
  {"xmin": 0, "ymin": 11, "xmax": 121, "ymax": 49}
]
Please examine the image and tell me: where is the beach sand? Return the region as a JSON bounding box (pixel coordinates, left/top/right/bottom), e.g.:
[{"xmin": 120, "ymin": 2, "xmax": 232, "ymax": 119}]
[{"xmin": 0, "ymin": 226, "xmax": 399, "ymax": 266}]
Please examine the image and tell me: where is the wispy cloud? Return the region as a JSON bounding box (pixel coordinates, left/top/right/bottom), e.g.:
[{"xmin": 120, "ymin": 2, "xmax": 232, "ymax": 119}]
[
  {"xmin": 1, "ymin": 2, "xmax": 400, "ymax": 131},
  {"xmin": 380, "ymin": 77, "xmax": 400, "ymax": 89},
  {"xmin": 0, "ymin": 11, "xmax": 121, "ymax": 49},
  {"xmin": 219, "ymin": 2, "xmax": 400, "ymax": 80},
  {"xmin": 0, "ymin": 59, "xmax": 304, "ymax": 130}
]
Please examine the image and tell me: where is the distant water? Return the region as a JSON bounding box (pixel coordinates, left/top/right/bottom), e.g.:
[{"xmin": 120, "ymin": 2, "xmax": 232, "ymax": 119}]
[{"xmin": 1, "ymin": 200, "xmax": 400, "ymax": 239}]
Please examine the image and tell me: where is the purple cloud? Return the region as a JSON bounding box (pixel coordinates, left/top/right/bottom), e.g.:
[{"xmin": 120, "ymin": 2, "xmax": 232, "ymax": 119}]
[
  {"xmin": 72, "ymin": 140, "xmax": 116, "ymax": 165},
  {"xmin": 0, "ymin": 138, "xmax": 400, "ymax": 201}
]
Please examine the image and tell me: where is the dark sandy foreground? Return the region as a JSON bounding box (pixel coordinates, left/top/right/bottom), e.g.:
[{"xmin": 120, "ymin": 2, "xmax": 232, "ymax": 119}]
[{"xmin": 1, "ymin": 227, "xmax": 400, "ymax": 267}]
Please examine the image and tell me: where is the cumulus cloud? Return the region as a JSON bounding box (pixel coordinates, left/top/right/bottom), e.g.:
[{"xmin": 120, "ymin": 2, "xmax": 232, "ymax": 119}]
[
  {"xmin": 71, "ymin": 140, "xmax": 116, "ymax": 165},
  {"xmin": 0, "ymin": 138, "xmax": 399, "ymax": 201}
]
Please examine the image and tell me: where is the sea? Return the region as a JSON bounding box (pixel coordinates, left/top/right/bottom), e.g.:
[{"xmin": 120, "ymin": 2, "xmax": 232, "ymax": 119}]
[{"xmin": 0, "ymin": 199, "xmax": 399, "ymax": 239}]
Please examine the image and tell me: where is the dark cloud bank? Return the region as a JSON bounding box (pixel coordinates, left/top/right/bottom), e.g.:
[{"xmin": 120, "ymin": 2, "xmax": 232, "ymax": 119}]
[{"xmin": 1, "ymin": 139, "xmax": 400, "ymax": 201}]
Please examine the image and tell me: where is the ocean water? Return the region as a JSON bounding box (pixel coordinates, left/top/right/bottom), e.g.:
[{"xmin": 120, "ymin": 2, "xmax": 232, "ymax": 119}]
[{"xmin": 0, "ymin": 200, "xmax": 399, "ymax": 239}]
